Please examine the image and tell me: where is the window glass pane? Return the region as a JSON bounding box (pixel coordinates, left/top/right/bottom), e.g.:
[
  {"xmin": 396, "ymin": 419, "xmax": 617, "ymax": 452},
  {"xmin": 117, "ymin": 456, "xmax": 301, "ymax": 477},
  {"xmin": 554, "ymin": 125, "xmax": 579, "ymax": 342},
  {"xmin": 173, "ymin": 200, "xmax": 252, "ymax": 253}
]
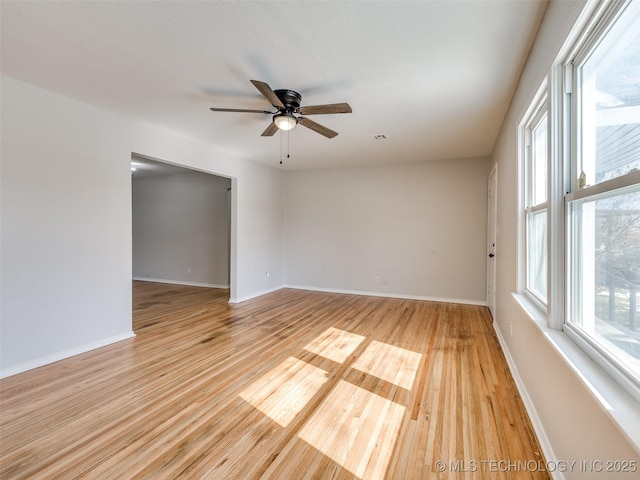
[
  {"xmin": 532, "ymin": 114, "xmax": 548, "ymax": 205},
  {"xmin": 578, "ymin": 1, "xmax": 640, "ymax": 185},
  {"xmin": 526, "ymin": 209, "xmax": 547, "ymax": 303},
  {"xmin": 568, "ymin": 187, "xmax": 640, "ymax": 381}
]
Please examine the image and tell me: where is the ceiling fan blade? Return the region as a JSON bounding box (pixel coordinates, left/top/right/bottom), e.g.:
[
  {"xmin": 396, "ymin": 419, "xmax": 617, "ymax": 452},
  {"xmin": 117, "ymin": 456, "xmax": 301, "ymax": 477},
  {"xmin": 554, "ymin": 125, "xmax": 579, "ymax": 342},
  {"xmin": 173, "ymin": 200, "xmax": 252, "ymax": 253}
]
[
  {"xmin": 250, "ymin": 80, "xmax": 285, "ymax": 109},
  {"xmin": 298, "ymin": 103, "xmax": 352, "ymax": 115},
  {"xmin": 298, "ymin": 117, "xmax": 338, "ymax": 138},
  {"xmin": 261, "ymin": 122, "xmax": 279, "ymax": 137},
  {"xmin": 210, "ymin": 107, "xmax": 273, "ymax": 114}
]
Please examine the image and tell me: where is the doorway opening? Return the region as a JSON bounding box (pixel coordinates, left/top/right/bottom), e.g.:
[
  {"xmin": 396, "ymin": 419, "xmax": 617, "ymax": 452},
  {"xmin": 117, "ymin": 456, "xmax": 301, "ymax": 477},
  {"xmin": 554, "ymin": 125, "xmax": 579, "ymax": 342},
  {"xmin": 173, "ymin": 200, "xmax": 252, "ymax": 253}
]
[{"xmin": 131, "ymin": 154, "xmax": 235, "ymax": 301}]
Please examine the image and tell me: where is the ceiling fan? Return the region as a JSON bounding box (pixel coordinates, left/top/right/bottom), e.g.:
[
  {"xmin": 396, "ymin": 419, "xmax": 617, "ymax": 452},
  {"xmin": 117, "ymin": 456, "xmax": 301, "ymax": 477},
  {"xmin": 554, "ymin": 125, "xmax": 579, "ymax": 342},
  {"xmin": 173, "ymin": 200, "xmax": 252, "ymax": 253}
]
[{"xmin": 210, "ymin": 80, "xmax": 352, "ymax": 138}]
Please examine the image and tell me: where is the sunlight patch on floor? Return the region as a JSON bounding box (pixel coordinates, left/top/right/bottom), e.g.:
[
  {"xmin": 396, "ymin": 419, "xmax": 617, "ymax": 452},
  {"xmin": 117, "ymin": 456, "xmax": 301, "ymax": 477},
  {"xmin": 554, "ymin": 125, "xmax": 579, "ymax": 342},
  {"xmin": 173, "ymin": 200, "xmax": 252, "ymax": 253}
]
[
  {"xmin": 303, "ymin": 326, "xmax": 366, "ymax": 364},
  {"xmin": 351, "ymin": 340, "xmax": 422, "ymax": 390},
  {"xmin": 240, "ymin": 328, "xmax": 422, "ymax": 477},
  {"xmin": 240, "ymin": 327, "xmax": 366, "ymax": 427},
  {"xmin": 297, "ymin": 380, "xmax": 407, "ymax": 479},
  {"xmin": 239, "ymin": 356, "xmax": 329, "ymax": 427},
  {"xmin": 298, "ymin": 342, "xmax": 422, "ymax": 479}
]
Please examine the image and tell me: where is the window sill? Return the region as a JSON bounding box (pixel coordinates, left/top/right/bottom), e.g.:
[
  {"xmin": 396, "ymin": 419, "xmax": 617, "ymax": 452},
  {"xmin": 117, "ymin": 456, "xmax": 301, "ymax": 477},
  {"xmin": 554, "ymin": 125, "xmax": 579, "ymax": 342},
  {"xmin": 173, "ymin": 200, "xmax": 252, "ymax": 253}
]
[{"xmin": 512, "ymin": 292, "xmax": 640, "ymax": 456}]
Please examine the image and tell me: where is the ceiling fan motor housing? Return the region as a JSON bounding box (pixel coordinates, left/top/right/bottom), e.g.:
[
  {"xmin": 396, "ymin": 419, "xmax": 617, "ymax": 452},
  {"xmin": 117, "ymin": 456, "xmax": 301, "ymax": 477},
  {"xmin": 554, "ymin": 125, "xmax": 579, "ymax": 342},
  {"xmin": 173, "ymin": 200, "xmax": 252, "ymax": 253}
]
[{"xmin": 274, "ymin": 89, "xmax": 302, "ymax": 111}]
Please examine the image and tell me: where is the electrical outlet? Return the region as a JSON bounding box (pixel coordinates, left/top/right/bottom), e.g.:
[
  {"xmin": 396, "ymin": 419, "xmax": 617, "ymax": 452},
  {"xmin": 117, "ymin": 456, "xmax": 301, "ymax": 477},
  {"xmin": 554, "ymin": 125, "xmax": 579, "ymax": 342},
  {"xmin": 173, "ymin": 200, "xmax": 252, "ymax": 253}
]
[
  {"xmin": 374, "ymin": 275, "xmax": 380, "ymax": 284},
  {"xmin": 265, "ymin": 271, "xmax": 270, "ymax": 279},
  {"xmin": 187, "ymin": 267, "xmax": 192, "ymax": 274},
  {"xmin": 509, "ymin": 321, "xmax": 513, "ymax": 337}
]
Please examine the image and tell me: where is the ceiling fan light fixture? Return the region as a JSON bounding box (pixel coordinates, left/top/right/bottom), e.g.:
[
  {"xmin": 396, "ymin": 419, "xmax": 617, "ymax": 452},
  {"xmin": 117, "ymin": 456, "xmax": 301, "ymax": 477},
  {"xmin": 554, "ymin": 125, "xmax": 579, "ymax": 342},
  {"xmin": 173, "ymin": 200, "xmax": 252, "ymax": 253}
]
[{"xmin": 274, "ymin": 112, "xmax": 298, "ymax": 131}]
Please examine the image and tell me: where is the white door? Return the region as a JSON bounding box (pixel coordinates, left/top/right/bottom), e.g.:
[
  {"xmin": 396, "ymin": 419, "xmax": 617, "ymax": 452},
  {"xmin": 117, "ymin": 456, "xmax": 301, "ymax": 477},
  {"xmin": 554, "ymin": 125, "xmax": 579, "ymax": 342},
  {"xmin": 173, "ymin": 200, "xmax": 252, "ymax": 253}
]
[{"xmin": 487, "ymin": 165, "xmax": 498, "ymax": 318}]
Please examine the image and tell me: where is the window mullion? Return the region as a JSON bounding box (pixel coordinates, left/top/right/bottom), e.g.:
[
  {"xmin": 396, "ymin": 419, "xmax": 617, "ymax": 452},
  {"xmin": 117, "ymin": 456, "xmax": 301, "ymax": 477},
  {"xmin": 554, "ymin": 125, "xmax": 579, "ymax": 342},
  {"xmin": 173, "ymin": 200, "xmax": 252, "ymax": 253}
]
[{"xmin": 548, "ymin": 64, "xmax": 566, "ymax": 330}]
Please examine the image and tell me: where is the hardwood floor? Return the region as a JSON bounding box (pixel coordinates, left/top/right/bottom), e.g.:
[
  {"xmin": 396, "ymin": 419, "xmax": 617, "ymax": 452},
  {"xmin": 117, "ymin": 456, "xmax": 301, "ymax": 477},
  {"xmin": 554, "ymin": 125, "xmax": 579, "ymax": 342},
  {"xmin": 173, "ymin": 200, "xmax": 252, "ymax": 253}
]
[{"xmin": 0, "ymin": 282, "xmax": 549, "ymax": 479}]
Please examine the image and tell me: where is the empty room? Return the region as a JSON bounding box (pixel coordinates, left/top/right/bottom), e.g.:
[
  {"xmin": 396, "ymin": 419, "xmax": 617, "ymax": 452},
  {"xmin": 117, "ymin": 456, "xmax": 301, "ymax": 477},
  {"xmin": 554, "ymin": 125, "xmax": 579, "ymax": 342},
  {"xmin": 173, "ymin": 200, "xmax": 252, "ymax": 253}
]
[{"xmin": 1, "ymin": 1, "xmax": 639, "ymax": 479}]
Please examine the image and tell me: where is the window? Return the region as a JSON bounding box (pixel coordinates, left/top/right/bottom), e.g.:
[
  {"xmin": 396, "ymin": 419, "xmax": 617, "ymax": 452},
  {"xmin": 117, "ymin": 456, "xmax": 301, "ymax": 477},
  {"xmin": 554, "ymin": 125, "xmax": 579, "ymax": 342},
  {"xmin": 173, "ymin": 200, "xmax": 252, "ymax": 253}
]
[
  {"xmin": 575, "ymin": 1, "xmax": 640, "ymax": 187},
  {"xmin": 519, "ymin": 0, "xmax": 640, "ymax": 401},
  {"xmin": 523, "ymin": 98, "xmax": 549, "ymax": 306},
  {"xmin": 565, "ymin": 0, "xmax": 640, "ymax": 396}
]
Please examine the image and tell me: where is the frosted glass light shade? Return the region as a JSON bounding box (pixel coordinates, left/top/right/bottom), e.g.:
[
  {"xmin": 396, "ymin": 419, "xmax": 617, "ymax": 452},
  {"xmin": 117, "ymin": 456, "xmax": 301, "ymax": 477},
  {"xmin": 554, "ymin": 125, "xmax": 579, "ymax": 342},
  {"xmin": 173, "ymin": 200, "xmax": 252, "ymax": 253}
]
[{"xmin": 274, "ymin": 113, "xmax": 297, "ymax": 131}]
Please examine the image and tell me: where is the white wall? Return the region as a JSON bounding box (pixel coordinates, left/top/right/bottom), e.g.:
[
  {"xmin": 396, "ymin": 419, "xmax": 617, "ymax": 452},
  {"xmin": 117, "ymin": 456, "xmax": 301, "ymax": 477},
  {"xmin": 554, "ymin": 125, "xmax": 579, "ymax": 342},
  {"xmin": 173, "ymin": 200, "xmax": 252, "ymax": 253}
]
[
  {"xmin": 490, "ymin": 0, "xmax": 640, "ymax": 477},
  {"xmin": 285, "ymin": 158, "xmax": 490, "ymax": 304},
  {"xmin": 1, "ymin": 75, "xmax": 284, "ymax": 376},
  {"xmin": 1, "ymin": 78, "xmax": 134, "ymax": 375},
  {"xmin": 132, "ymin": 171, "xmax": 231, "ymax": 287}
]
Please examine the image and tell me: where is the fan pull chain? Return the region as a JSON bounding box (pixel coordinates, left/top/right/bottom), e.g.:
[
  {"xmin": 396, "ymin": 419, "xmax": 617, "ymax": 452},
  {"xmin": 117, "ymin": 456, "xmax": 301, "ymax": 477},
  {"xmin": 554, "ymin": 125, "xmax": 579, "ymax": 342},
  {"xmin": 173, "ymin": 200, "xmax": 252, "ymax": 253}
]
[
  {"xmin": 287, "ymin": 128, "xmax": 290, "ymax": 162},
  {"xmin": 279, "ymin": 128, "xmax": 290, "ymax": 165}
]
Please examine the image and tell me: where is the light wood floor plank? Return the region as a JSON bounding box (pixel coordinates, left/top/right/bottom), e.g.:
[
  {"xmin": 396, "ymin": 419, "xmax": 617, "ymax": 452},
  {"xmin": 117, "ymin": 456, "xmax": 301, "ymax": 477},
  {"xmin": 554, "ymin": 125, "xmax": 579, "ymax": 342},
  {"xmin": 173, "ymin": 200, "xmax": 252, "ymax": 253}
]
[{"xmin": 0, "ymin": 282, "xmax": 549, "ymax": 479}]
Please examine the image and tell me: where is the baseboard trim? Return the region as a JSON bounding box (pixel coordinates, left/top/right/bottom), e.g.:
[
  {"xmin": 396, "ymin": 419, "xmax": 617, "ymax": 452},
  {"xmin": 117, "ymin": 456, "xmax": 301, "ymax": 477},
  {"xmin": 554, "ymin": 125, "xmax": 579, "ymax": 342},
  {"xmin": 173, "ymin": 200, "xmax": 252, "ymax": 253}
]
[
  {"xmin": 493, "ymin": 322, "xmax": 562, "ymax": 480},
  {"xmin": 229, "ymin": 286, "xmax": 284, "ymax": 304},
  {"xmin": 227, "ymin": 283, "xmax": 487, "ymax": 307},
  {"xmin": 283, "ymin": 284, "xmax": 487, "ymax": 306},
  {"xmin": 0, "ymin": 331, "xmax": 136, "ymax": 379},
  {"xmin": 133, "ymin": 277, "xmax": 230, "ymax": 289}
]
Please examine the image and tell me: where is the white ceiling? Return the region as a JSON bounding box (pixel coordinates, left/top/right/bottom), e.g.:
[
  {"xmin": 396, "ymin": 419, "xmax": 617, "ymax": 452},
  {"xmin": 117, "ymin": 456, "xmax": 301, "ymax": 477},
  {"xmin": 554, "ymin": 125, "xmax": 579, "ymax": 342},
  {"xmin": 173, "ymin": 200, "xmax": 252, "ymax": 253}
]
[{"xmin": 1, "ymin": 0, "xmax": 547, "ymax": 170}]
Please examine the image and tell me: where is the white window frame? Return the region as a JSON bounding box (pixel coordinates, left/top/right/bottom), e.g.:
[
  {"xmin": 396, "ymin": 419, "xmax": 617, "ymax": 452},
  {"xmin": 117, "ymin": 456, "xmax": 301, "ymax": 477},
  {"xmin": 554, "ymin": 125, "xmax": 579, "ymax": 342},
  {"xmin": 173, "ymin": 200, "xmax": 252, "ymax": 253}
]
[
  {"xmin": 520, "ymin": 86, "xmax": 549, "ymax": 311},
  {"xmin": 561, "ymin": 0, "xmax": 640, "ymax": 402}
]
